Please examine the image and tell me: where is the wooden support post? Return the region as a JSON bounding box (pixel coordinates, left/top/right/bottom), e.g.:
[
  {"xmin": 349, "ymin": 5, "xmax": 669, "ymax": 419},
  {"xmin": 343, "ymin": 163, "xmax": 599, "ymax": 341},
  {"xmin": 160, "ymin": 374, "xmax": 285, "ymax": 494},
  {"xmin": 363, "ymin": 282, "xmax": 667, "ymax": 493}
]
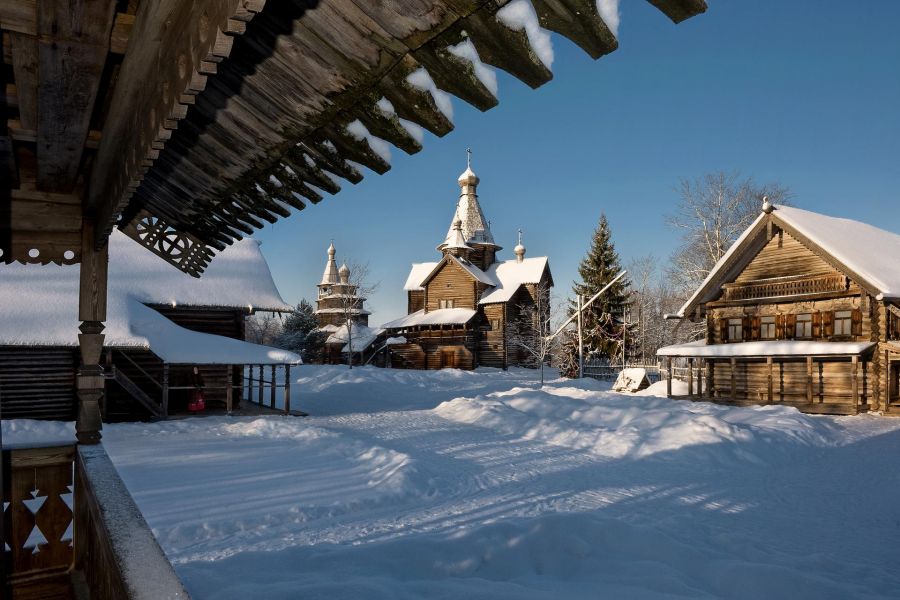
[
  {"xmin": 270, "ymin": 365, "xmax": 276, "ymax": 408},
  {"xmin": 687, "ymin": 358, "xmax": 694, "ymax": 398},
  {"xmin": 885, "ymin": 350, "xmax": 891, "ymax": 414},
  {"xmin": 76, "ymin": 219, "xmax": 108, "ymax": 445},
  {"xmin": 666, "ymin": 357, "xmax": 672, "ymax": 397},
  {"xmin": 767, "ymin": 356, "xmax": 773, "ymax": 404},
  {"xmin": 706, "ymin": 359, "xmax": 714, "ymax": 398},
  {"xmin": 284, "ymin": 365, "xmax": 291, "ymax": 414},
  {"xmin": 161, "ymin": 363, "xmax": 169, "ymax": 418},
  {"xmin": 730, "ymin": 357, "xmax": 736, "ymax": 401},
  {"xmin": 806, "ymin": 356, "xmax": 813, "ymax": 404},
  {"xmin": 258, "ymin": 365, "xmax": 264, "ymax": 406},
  {"xmin": 852, "ymin": 355, "xmax": 859, "ymax": 409},
  {"xmin": 226, "ymin": 365, "xmax": 233, "ymax": 413}
]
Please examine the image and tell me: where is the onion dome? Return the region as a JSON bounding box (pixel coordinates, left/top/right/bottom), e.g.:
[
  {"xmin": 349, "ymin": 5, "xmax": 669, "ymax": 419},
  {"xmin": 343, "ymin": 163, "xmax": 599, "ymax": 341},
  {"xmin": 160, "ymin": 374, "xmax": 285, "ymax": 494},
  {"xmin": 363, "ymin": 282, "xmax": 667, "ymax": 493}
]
[
  {"xmin": 338, "ymin": 263, "xmax": 350, "ymax": 284},
  {"xmin": 514, "ymin": 229, "xmax": 526, "ymax": 263}
]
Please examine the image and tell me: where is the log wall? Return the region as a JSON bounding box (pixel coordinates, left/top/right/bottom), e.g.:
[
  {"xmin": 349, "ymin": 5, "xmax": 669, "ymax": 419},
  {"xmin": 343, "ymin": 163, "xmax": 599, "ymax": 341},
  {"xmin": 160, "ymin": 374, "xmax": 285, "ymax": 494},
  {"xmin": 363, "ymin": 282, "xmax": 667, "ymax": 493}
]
[
  {"xmin": 425, "ymin": 261, "xmax": 478, "ymax": 310},
  {"xmin": 0, "ymin": 346, "xmax": 77, "ymax": 420}
]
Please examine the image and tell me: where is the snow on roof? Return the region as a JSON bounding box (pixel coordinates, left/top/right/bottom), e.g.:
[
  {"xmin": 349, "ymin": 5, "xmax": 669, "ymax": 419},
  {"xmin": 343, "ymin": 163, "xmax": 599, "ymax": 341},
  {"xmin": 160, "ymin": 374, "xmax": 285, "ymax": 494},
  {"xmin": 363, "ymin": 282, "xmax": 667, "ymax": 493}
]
[
  {"xmin": 404, "ymin": 262, "xmax": 439, "ymax": 291},
  {"xmin": 775, "ymin": 205, "xmax": 900, "ymax": 300},
  {"xmin": 479, "ymin": 257, "xmax": 550, "ymax": 304},
  {"xmin": 326, "ymin": 324, "xmax": 385, "ymax": 353},
  {"xmin": 129, "ymin": 299, "xmax": 300, "ymax": 364},
  {"xmin": 383, "ymin": 308, "xmax": 477, "ymax": 329},
  {"xmin": 315, "ymin": 308, "xmax": 372, "ymax": 315},
  {"xmin": 677, "ymin": 205, "xmax": 900, "ymax": 317},
  {"xmin": 0, "ymin": 229, "xmax": 291, "ymax": 347},
  {"xmin": 657, "ymin": 340, "xmax": 876, "ymax": 358},
  {"xmin": 418, "ymin": 255, "xmax": 495, "ymax": 290}
]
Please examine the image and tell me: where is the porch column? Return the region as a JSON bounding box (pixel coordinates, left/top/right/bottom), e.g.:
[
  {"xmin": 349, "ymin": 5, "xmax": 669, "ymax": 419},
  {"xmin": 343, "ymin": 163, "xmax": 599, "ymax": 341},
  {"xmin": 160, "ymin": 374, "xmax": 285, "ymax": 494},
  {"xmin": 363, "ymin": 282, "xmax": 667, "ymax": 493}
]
[
  {"xmin": 76, "ymin": 219, "xmax": 108, "ymax": 445},
  {"xmin": 885, "ymin": 350, "xmax": 891, "ymax": 414},
  {"xmin": 226, "ymin": 365, "xmax": 233, "ymax": 413},
  {"xmin": 666, "ymin": 357, "xmax": 672, "ymax": 397},
  {"xmin": 284, "ymin": 364, "xmax": 291, "ymax": 414},
  {"xmin": 730, "ymin": 357, "xmax": 736, "ymax": 401},
  {"xmin": 806, "ymin": 356, "xmax": 813, "ymax": 404},
  {"xmin": 687, "ymin": 358, "xmax": 694, "ymax": 398},
  {"xmin": 161, "ymin": 363, "xmax": 170, "ymax": 417},
  {"xmin": 706, "ymin": 359, "xmax": 714, "ymax": 399},
  {"xmin": 767, "ymin": 356, "xmax": 773, "ymax": 404},
  {"xmin": 851, "ymin": 355, "xmax": 859, "ymax": 410},
  {"xmin": 270, "ymin": 365, "xmax": 276, "ymax": 408}
]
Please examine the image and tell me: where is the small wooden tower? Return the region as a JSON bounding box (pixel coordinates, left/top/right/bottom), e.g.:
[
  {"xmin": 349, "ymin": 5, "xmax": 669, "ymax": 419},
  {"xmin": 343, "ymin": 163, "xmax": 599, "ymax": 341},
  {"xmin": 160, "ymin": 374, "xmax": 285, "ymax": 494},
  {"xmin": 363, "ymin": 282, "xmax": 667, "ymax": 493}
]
[{"xmin": 315, "ymin": 242, "xmax": 370, "ymax": 328}]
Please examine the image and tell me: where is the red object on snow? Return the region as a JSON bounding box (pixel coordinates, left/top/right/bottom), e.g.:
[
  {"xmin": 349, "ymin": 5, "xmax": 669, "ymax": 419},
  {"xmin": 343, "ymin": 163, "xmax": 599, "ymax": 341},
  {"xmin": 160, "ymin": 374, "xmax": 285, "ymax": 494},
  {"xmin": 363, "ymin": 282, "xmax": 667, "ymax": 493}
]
[{"xmin": 188, "ymin": 390, "xmax": 206, "ymax": 412}]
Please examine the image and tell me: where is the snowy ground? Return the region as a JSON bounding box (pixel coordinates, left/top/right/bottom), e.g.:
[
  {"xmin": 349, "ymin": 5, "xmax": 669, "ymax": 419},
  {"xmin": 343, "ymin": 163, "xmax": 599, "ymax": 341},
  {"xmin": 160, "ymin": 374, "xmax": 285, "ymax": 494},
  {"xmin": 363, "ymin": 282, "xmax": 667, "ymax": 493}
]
[{"xmin": 96, "ymin": 366, "xmax": 900, "ymax": 599}]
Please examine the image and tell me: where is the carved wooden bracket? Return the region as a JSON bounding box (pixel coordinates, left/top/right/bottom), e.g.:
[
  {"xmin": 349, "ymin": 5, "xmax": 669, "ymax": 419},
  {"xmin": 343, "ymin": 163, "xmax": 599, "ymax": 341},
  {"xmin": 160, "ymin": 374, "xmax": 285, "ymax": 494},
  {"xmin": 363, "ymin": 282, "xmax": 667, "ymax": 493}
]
[{"xmin": 121, "ymin": 210, "xmax": 215, "ymax": 277}]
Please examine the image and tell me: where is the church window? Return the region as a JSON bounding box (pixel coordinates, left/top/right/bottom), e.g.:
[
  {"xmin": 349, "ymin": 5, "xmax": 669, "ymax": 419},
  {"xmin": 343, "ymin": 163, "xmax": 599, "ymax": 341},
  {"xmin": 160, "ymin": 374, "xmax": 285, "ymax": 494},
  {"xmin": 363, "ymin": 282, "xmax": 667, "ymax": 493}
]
[
  {"xmin": 796, "ymin": 314, "xmax": 813, "ymax": 338},
  {"xmin": 727, "ymin": 318, "xmax": 743, "ymax": 341},
  {"xmin": 760, "ymin": 316, "xmax": 776, "ymax": 339},
  {"xmin": 833, "ymin": 310, "xmax": 852, "ymax": 336},
  {"xmin": 439, "ymin": 299, "xmax": 455, "ymax": 309}
]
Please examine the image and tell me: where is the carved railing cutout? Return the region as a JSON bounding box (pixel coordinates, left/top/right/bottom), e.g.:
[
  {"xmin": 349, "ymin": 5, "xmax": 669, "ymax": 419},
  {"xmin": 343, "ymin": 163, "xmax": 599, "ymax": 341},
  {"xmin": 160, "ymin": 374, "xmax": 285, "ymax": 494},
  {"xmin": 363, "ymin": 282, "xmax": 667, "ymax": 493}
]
[{"xmin": 122, "ymin": 210, "xmax": 215, "ymax": 276}]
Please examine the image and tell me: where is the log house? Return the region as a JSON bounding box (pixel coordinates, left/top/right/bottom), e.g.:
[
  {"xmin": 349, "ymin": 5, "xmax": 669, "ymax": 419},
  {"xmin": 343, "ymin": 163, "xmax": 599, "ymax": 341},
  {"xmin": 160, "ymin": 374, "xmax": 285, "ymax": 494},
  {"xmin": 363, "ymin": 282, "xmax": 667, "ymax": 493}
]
[
  {"xmin": 659, "ymin": 201, "xmax": 900, "ymax": 415},
  {"xmin": 384, "ymin": 159, "xmax": 553, "ymax": 370}
]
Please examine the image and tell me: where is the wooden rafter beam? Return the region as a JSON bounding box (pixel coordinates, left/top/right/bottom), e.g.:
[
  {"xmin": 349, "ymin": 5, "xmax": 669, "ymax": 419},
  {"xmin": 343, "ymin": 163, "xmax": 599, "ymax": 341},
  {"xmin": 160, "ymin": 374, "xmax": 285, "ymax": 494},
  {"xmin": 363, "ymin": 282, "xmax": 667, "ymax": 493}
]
[
  {"xmin": 89, "ymin": 0, "xmax": 267, "ymax": 248},
  {"xmin": 35, "ymin": 0, "xmax": 117, "ymax": 193}
]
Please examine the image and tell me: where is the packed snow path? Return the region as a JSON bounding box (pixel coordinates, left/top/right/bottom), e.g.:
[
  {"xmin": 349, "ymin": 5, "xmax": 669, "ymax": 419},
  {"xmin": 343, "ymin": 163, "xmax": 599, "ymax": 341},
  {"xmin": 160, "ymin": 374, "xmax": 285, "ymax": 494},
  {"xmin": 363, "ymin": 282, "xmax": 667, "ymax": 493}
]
[{"xmin": 100, "ymin": 367, "xmax": 900, "ymax": 599}]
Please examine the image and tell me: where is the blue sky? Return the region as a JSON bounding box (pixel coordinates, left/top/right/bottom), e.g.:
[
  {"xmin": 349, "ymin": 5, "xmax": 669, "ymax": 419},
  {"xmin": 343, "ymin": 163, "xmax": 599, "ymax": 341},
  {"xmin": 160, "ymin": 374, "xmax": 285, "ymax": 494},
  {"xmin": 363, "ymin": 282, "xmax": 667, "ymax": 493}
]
[{"xmin": 256, "ymin": 0, "xmax": 900, "ymax": 324}]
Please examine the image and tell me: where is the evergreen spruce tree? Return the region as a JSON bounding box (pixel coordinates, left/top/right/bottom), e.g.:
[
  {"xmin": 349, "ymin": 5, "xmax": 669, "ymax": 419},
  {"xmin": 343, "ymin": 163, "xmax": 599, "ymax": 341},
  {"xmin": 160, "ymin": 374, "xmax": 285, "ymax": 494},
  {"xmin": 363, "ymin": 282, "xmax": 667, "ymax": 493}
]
[
  {"xmin": 563, "ymin": 214, "xmax": 630, "ymax": 372},
  {"xmin": 275, "ymin": 299, "xmax": 326, "ymax": 362}
]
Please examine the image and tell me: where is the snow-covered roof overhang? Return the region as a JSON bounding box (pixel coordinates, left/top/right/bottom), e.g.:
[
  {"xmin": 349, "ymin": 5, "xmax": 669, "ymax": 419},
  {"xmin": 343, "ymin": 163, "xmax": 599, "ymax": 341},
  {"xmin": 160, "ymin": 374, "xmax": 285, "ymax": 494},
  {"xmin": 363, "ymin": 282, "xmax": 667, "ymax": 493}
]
[
  {"xmin": 383, "ymin": 308, "xmax": 477, "ymax": 329},
  {"xmin": 657, "ymin": 340, "xmax": 876, "ymax": 358},
  {"xmin": 675, "ymin": 205, "xmax": 900, "ymax": 319},
  {"xmin": 0, "ymin": 230, "xmax": 291, "ymax": 346},
  {"xmin": 130, "ymin": 300, "xmax": 301, "ymax": 365},
  {"xmin": 480, "ymin": 257, "xmax": 551, "ymax": 304},
  {"xmin": 420, "ymin": 255, "xmax": 495, "ymax": 289},
  {"xmin": 404, "ymin": 262, "xmax": 440, "ymax": 291}
]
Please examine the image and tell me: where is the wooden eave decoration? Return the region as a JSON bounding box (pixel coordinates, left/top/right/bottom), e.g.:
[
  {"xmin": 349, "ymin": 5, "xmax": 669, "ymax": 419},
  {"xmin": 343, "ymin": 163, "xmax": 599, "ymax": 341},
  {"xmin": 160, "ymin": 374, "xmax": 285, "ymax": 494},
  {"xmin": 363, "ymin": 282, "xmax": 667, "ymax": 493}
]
[{"xmin": 1, "ymin": 0, "xmax": 706, "ymax": 273}]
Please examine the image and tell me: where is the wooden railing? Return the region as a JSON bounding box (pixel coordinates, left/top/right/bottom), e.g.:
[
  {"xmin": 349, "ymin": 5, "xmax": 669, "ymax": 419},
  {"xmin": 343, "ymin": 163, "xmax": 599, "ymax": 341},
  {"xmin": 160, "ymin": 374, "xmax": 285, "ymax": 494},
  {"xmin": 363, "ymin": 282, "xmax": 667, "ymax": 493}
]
[
  {"xmin": 75, "ymin": 444, "xmax": 191, "ymax": 599},
  {"xmin": 1, "ymin": 443, "xmax": 191, "ymax": 599},
  {"xmin": 723, "ymin": 274, "xmax": 848, "ymax": 301}
]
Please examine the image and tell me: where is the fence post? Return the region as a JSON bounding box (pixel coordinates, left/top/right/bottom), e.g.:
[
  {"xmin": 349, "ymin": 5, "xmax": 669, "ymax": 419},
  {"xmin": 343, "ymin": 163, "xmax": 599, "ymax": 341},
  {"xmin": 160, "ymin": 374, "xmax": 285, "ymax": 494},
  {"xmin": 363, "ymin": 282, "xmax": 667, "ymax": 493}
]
[
  {"xmin": 284, "ymin": 364, "xmax": 291, "ymax": 414},
  {"xmin": 577, "ymin": 295, "xmax": 584, "ymax": 379},
  {"xmin": 666, "ymin": 357, "xmax": 672, "ymax": 398}
]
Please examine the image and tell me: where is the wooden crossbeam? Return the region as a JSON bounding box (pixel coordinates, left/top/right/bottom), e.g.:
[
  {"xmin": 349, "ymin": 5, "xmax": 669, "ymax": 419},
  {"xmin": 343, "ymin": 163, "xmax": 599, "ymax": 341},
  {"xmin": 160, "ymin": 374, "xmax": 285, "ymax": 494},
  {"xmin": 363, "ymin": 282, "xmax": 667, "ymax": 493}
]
[
  {"xmin": 35, "ymin": 0, "xmax": 117, "ymax": 192},
  {"xmin": 645, "ymin": 0, "xmax": 708, "ymax": 24}
]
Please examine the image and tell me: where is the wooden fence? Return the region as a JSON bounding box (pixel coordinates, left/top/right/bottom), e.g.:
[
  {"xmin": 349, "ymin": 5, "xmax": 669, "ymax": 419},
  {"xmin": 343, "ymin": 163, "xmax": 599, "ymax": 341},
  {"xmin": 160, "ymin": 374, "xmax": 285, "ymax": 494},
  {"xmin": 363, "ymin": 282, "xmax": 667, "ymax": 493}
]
[{"xmin": 582, "ymin": 363, "xmax": 663, "ymax": 383}]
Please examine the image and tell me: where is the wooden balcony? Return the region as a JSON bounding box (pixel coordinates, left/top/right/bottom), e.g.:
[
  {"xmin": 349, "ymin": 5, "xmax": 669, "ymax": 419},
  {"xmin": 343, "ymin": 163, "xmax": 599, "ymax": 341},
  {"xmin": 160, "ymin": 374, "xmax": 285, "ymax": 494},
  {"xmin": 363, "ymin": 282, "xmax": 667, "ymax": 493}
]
[
  {"xmin": 2, "ymin": 443, "xmax": 190, "ymax": 599},
  {"xmin": 722, "ymin": 274, "xmax": 849, "ymax": 302}
]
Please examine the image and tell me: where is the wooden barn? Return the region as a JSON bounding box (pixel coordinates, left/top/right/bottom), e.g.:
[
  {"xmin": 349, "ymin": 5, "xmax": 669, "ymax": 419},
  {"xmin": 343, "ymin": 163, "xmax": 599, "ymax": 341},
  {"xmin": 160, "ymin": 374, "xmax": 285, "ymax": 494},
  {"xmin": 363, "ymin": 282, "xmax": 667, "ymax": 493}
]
[
  {"xmin": 0, "ymin": 230, "xmax": 298, "ymax": 421},
  {"xmin": 659, "ymin": 201, "xmax": 900, "ymax": 415},
  {"xmin": 384, "ymin": 160, "xmax": 553, "ymax": 370}
]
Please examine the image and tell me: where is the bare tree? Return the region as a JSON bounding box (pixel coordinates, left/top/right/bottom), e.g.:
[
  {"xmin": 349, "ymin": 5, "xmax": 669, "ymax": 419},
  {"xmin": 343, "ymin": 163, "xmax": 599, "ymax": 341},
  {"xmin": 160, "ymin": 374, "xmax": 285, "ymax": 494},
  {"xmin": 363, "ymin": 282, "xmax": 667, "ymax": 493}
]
[
  {"xmin": 667, "ymin": 171, "xmax": 792, "ymax": 293},
  {"xmin": 506, "ymin": 280, "xmax": 557, "ymax": 386},
  {"xmin": 245, "ymin": 311, "xmax": 282, "ymax": 345},
  {"xmin": 334, "ymin": 260, "xmax": 379, "ymax": 369}
]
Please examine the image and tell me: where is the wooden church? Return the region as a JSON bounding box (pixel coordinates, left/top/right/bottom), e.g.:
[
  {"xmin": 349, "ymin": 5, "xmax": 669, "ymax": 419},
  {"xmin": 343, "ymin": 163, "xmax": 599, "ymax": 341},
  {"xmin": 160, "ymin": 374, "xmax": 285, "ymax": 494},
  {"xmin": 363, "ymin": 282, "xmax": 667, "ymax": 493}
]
[
  {"xmin": 659, "ymin": 200, "xmax": 900, "ymax": 415},
  {"xmin": 384, "ymin": 157, "xmax": 553, "ymax": 370},
  {"xmin": 315, "ymin": 243, "xmax": 384, "ymax": 364}
]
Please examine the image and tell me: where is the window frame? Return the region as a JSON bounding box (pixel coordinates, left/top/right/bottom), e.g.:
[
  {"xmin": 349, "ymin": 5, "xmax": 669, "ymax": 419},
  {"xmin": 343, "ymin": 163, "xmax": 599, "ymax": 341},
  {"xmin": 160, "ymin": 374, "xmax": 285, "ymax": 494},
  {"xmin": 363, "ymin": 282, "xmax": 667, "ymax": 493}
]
[
  {"xmin": 833, "ymin": 310, "xmax": 853, "ymax": 337},
  {"xmin": 795, "ymin": 313, "xmax": 813, "ymax": 339},
  {"xmin": 760, "ymin": 316, "xmax": 776, "ymax": 340},
  {"xmin": 727, "ymin": 318, "xmax": 743, "ymax": 342}
]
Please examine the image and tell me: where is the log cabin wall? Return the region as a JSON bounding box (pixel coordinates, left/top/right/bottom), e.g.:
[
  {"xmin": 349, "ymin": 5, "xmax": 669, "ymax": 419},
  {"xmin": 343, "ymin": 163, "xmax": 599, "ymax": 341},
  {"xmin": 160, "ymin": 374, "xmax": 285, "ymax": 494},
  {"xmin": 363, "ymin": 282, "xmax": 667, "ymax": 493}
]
[
  {"xmin": 0, "ymin": 347, "xmax": 78, "ymax": 420},
  {"xmin": 707, "ymin": 358, "xmax": 867, "ymax": 413},
  {"xmin": 425, "ymin": 261, "xmax": 478, "ymax": 310},
  {"xmin": 408, "ymin": 290, "xmax": 425, "ymax": 314},
  {"xmin": 479, "ymin": 303, "xmax": 507, "ymax": 369}
]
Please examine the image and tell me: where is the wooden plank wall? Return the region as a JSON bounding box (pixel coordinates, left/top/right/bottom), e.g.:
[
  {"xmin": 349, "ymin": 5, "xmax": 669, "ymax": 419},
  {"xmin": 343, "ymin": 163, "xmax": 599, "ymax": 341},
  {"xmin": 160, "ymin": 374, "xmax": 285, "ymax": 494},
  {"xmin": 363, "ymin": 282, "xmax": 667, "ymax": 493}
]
[
  {"xmin": 708, "ymin": 359, "xmax": 866, "ymax": 412},
  {"xmin": 150, "ymin": 306, "xmax": 246, "ymax": 339},
  {"xmin": 479, "ymin": 303, "xmax": 506, "ymax": 368},
  {"xmin": 408, "ymin": 290, "xmax": 424, "ymax": 314},
  {"xmin": 0, "ymin": 346, "xmax": 77, "ymax": 420},
  {"xmin": 425, "ymin": 261, "xmax": 478, "ymax": 310},
  {"xmin": 735, "ymin": 228, "xmax": 842, "ymax": 283}
]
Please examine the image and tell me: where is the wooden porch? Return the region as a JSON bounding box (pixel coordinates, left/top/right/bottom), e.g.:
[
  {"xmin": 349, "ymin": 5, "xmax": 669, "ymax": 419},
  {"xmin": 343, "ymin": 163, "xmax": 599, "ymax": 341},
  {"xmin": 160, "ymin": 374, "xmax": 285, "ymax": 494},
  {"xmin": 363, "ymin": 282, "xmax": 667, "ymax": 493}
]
[{"xmin": 664, "ymin": 354, "xmax": 876, "ymax": 416}]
